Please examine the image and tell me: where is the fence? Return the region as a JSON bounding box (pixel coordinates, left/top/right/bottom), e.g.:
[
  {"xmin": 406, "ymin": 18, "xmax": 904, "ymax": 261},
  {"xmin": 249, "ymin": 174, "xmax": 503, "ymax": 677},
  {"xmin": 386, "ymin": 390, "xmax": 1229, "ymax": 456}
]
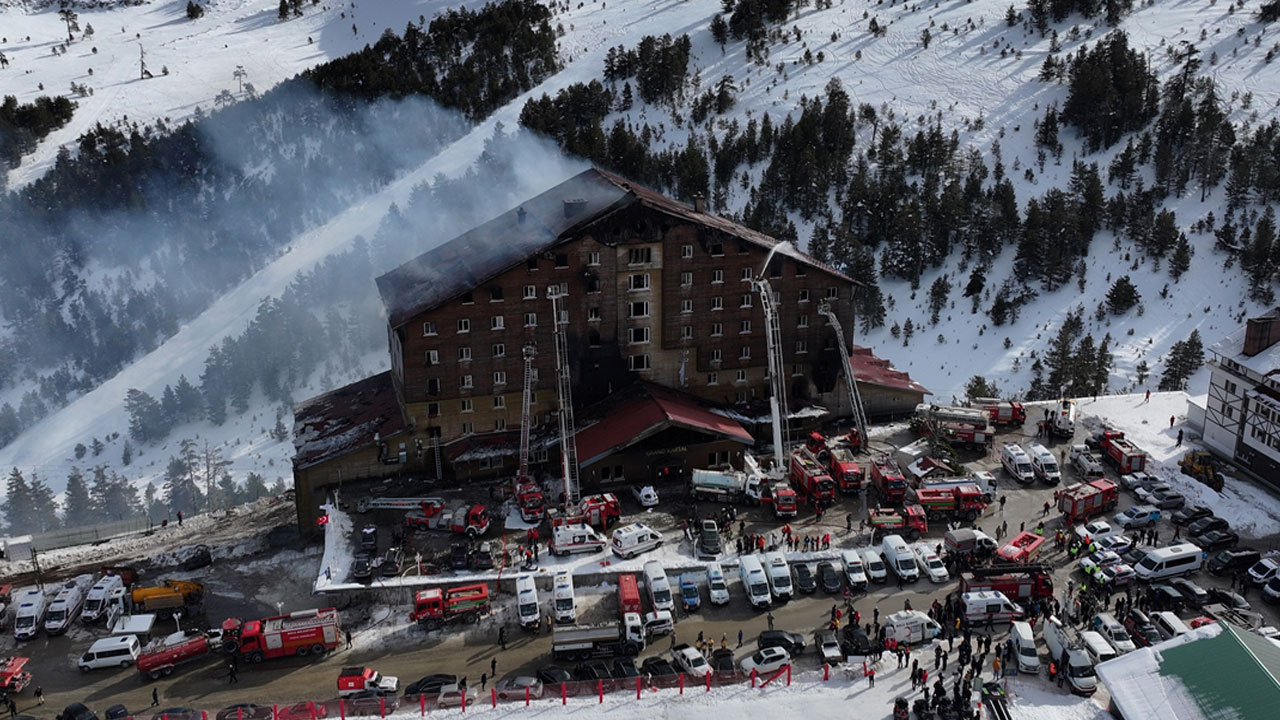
[{"xmin": 30, "ymin": 514, "xmax": 153, "ymax": 552}]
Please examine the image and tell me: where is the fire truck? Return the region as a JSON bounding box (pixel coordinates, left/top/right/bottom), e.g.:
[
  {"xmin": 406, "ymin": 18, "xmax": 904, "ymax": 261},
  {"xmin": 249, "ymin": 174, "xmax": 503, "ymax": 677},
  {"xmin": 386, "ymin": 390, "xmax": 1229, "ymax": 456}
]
[
  {"xmin": 404, "ymin": 501, "xmax": 491, "ymax": 537},
  {"xmin": 827, "ymin": 445, "xmax": 864, "ymax": 492},
  {"xmin": 410, "ymin": 584, "xmax": 490, "ymax": 631},
  {"xmin": 996, "ymin": 531, "xmax": 1047, "ymax": 564},
  {"xmin": 222, "ymin": 608, "xmax": 341, "ymax": 663},
  {"xmin": 137, "ymin": 631, "xmax": 217, "ymax": 680},
  {"xmin": 959, "ymin": 564, "xmax": 1055, "ymax": 602},
  {"xmin": 870, "ymin": 454, "xmax": 908, "ymax": 504},
  {"xmin": 0, "ymin": 656, "xmax": 31, "ymax": 693},
  {"xmin": 868, "ymin": 505, "xmax": 928, "ymax": 541},
  {"xmin": 907, "ymin": 483, "xmax": 988, "ymax": 522},
  {"xmin": 1056, "ymin": 479, "xmax": 1120, "ymax": 523},
  {"xmin": 789, "ymin": 451, "xmax": 836, "ymax": 507},
  {"xmin": 913, "ymin": 404, "xmax": 996, "ymax": 450},
  {"xmin": 550, "ymin": 493, "xmax": 622, "ymax": 530},
  {"xmin": 977, "ymin": 400, "xmax": 1027, "ymax": 427},
  {"xmin": 512, "ymin": 478, "xmax": 544, "ymax": 524},
  {"xmin": 1098, "ymin": 430, "xmax": 1147, "ymax": 474}
]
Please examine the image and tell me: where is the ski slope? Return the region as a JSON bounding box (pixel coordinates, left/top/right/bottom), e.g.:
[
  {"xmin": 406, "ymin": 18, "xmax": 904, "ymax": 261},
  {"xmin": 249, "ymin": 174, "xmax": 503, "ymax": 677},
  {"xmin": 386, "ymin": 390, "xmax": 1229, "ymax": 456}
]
[{"xmin": 1, "ymin": 0, "xmax": 1278, "ymax": 493}]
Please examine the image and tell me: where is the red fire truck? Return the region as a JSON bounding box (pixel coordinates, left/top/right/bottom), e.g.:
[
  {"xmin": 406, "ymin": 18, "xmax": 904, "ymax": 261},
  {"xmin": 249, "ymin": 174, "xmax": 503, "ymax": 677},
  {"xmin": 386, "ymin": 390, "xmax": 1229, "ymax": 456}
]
[
  {"xmin": 137, "ymin": 631, "xmax": 216, "ymax": 680},
  {"xmin": 826, "ymin": 446, "xmax": 863, "ymax": 493},
  {"xmin": 978, "ymin": 401, "xmax": 1027, "ymax": 426},
  {"xmin": 553, "ymin": 493, "xmax": 622, "ymax": 530},
  {"xmin": 410, "ymin": 584, "xmax": 490, "ymax": 631},
  {"xmin": 959, "ymin": 564, "xmax": 1055, "ymax": 602},
  {"xmin": 870, "ymin": 454, "xmax": 908, "ymax": 504},
  {"xmin": 789, "ymin": 451, "xmax": 836, "ymax": 507},
  {"xmin": 1098, "ymin": 430, "xmax": 1147, "ymax": 474},
  {"xmin": 617, "ymin": 574, "xmax": 642, "ymax": 618},
  {"xmin": 996, "ymin": 532, "xmax": 1047, "ymax": 564},
  {"xmin": 1056, "ymin": 479, "xmax": 1120, "ymax": 523},
  {"xmin": 908, "ymin": 483, "xmax": 988, "ymax": 522},
  {"xmin": 222, "ymin": 608, "xmax": 341, "ymax": 663},
  {"xmin": 512, "ymin": 477, "xmax": 544, "ymax": 524},
  {"xmin": 404, "ymin": 502, "xmax": 491, "ymax": 537},
  {"xmin": 868, "ymin": 505, "xmax": 928, "ymax": 541},
  {"xmin": 0, "ymin": 656, "xmax": 31, "ymax": 693}
]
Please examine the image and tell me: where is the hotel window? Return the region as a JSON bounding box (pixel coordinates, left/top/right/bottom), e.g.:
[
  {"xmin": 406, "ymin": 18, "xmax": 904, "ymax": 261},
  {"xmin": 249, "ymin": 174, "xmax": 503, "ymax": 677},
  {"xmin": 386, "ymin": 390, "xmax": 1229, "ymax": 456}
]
[
  {"xmin": 588, "ymin": 251, "xmax": 600, "ymax": 266},
  {"xmin": 736, "ymin": 369, "xmax": 748, "ymax": 383},
  {"xmin": 460, "ymin": 375, "xmax": 473, "ymax": 389},
  {"xmin": 493, "ymin": 396, "xmax": 506, "ymax": 409},
  {"xmin": 711, "ymin": 349, "xmax": 722, "ymax": 362},
  {"xmin": 428, "ymin": 378, "xmax": 441, "ymax": 395},
  {"xmin": 555, "ymin": 253, "xmax": 569, "ymax": 268},
  {"xmin": 769, "ymin": 263, "xmax": 782, "ymax": 278},
  {"xmin": 741, "ymin": 267, "xmax": 753, "ymax": 282},
  {"xmin": 490, "ymin": 287, "xmax": 504, "ymax": 302},
  {"xmin": 681, "ymin": 299, "xmax": 693, "ymax": 314},
  {"xmin": 796, "ymin": 340, "xmax": 808, "ymax": 354},
  {"xmin": 461, "ymin": 292, "xmax": 474, "ymax": 305},
  {"xmin": 629, "ymin": 355, "xmax": 651, "ymax": 371},
  {"xmin": 798, "ymin": 289, "xmax": 810, "ymax": 303},
  {"xmin": 629, "ymin": 273, "xmax": 650, "ymax": 291},
  {"xmin": 681, "ymin": 326, "xmax": 693, "ymax": 340},
  {"xmin": 792, "ymin": 363, "xmax": 804, "ymax": 376},
  {"xmin": 524, "ymin": 312, "xmax": 537, "ymax": 327},
  {"xmin": 681, "ymin": 244, "xmax": 694, "ymax": 259},
  {"xmin": 740, "ymin": 294, "xmax": 753, "ymax": 308},
  {"xmin": 740, "ymin": 320, "xmax": 752, "ymax": 334},
  {"xmin": 710, "ymin": 242, "xmax": 724, "ymax": 256},
  {"xmin": 557, "ymin": 309, "xmax": 568, "ymax": 325},
  {"xmin": 588, "ymin": 307, "xmax": 601, "ymax": 321},
  {"xmin": 460, "ymin": 399, "xmax": 473, "ymax": 413},
  {"xmin": 586, "ymin": 277, "xmax": 601, "ymax": 293},
  {"xmin": 707, "ymin": 372, "xmax": 719, "ymax": 385},
  {"xmin": 428, "ymin": 403, "xmax": 439, "ymax": 416},
  {"xmin": 423, "ymin": 321, "xmax": 437, "ymax": 336},
  {"xmin": 457, "ymin": 319, "xmax": 470, "ymax": 333},
  {"xmin": 425, "ymin": 350, "xmax": 439, "ymax": 366},
  {"xmin": 629, "ymin": 327, "xmax": 651, "ymax": 344},
  {"xmin": 711, "ymin": 323, "xmax": 722, "ymax": 336},
  {"xmin": 712, "ymin": 269, "xmax": 724, "ymax": 284},
  {"xmin": 739, "ymin": 346, "xmax": 751, "ymax": 360},
  {"xmin": 795, "ymin": 264, "xmax": 807, "ymax": 276},
  {"xmin": 494, "ymin": 418, "xmax": 507, "ymax": 431},
  {"xmin": 711, "ymin": 296, "xmax": 723, "ymax": 311},
  {"xmin": 479, "ymin": 457, "xmax": 492, "ymax": 470},
  {"xmin": 457, "ymin": 347, "xmax": 471, "ymax": 361},
  {"xmin": 629, "ymin": 247, "xmax": 652, "ymax": 264},
  {"xmin": 491, "ymin": 315, "xmax": 505, "ymax": 330},
  {"xmin": 681, "ymin": 272, "xmax": 693, "ymax": 286},
  {"xmin": 492, "ymin": 343, "xmax": 505, "ymax": 358},
  {"xmin": 826, "ymin": 287, "xmax": 839, "ymax": 299},
  {"xmin": 798, "ymin": 314, "xmax": 809, "ymax": 328},
  {"xmin": 527, "ymin": 258, "xmax": 538, "ymax": 271},
  {"xmin": 523, "ymin": 285, "xmax": 536, "ymax": 299},
  {"xmin": 494, "ymin": 371, "xmax": 507, "ymax": 386},
  {"xmin": 631, "ymin": 301, "xmax": 650, "ymax": 318},
  {"xmin": 736, "ymin": 391, "xmax": 747, "ymax": 403},
  {"xmin": 461, "ymin": 422, "xmax": 474, "ymax": 435}
]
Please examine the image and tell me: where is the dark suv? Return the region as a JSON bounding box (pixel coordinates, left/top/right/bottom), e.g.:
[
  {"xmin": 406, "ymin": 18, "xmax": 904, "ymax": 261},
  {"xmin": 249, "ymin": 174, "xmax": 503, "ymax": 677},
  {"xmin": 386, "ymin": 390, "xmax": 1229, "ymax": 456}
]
[
  {"xmin": 757, "ymin": 630, "xmax": 805, "ymax": 656},
  {"xmin": 1208, "ymin": 547, "xmax": 1261, "ymax": 576}
]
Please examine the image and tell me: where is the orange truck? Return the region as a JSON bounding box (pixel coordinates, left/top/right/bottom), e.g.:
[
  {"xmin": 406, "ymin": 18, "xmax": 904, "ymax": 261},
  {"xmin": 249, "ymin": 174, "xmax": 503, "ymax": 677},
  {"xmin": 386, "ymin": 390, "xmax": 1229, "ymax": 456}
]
[
  {"xmin": 137, "ymin": 632, "xmax": 215, "ymax": 680},
  {"xmin": 222, "ymin": 608, "xmax": 341, "ymax": 663},
  {"xmin": 908, "ymin": 484, "xmax": 988, "ymax": 522},
  {"xmin": 1056, "ymin": 479, "xmax": 1120, "ymax": 523},
  {"xmin": 870, "ymin": 454, "xmax": 908, "ymax": 504},
  {"xmin": 996, "ymin": 532, "xmax": 1047, "ymax": 564},
  {"xmin": 617, "ymin": 574, "xmax": 642, "ymax": 618},
  {"xmin": 410, "ymin": 584, "xmax": 490, "ymax": 631}
]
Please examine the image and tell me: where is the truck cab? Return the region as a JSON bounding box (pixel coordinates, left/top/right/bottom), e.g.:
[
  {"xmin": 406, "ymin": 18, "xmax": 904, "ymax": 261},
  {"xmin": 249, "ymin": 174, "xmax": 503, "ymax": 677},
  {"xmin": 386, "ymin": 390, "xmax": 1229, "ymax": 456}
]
[
  {"xmin": 337, "ymin": 667, "xmax": 399, "ymax": 697},
  {"xmin": 827, "ymin": 446, "xmax": 863, "ymax": 493},
  {"xmin": 1027, "ymin": 443, "xmax": 1062, "ymax": 485}
]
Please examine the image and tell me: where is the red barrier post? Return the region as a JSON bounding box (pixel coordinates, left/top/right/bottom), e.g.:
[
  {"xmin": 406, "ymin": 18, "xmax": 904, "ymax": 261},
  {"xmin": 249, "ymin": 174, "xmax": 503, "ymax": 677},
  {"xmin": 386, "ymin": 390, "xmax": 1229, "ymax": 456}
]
[
  {"xmin": 705, "ymin": 671, "xmax": 711, "ymax": 691},
  {"xmin": 380, "ymin": 697, "xmax": 385, "ymax": 718},
  {"xmin": 862, "ymin": 661, "xmax": 867, "ymax": 677},
  {"xmin": 561, "ymin": 683, "xmax": 566, "ymax": 705},
  {"xmin": 786, "ymin": 664, "xmax": 792, "ymax": 686},
  {"xmin": 491, "ymin": 688, "xmax": 497, "ymax": 708},
  {"xmin": 419, "ymin": 695, "xmax": 425, "ymax": 716},
  {"xmin": 239, "ymin": 709, "xmax": 244, "ymax": 720},
  {"xmin": 311, "ymin": 705, "xmax": 317, "ymax": 720},
  {"xmin": 461, "ymin": 689, "xmax": 467, "ymax": 714},
  {"xmin": 636, "ymin": 676, "xmax": 642, "ymax": 699},
  {"xmin": 824, "ymin": 663, "xmax": 829, "ymax": 681},
  {"xmin": 339, "ymin": 700, "xmax": 346, "ymax": 720},
  {"xmin": 526, "ymin": 686, "xmax": 531, "ymax": 706},
  {"xmin": 598, "ymin": 680, "xmax": 603, "ymax": 704},
  {"xmin": 751, "ymin": 668, "xmax": 757, "ymax": 688},
  {"xmin": 678, "ymin": 673, "xmax": 684, "ymax": 695},
  {"xmin": 273, "ymin": 706, "xmax": 278, "ymax": 720}
]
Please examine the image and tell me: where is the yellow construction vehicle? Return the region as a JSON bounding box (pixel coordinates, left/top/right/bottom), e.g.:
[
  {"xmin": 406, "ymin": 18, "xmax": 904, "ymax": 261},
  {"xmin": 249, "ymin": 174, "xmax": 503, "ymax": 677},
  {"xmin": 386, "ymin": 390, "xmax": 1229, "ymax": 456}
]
[
  {"xmin": 130, "ymin": 580, "xmax": 205, "ymax": 619},
  {"xmin": 1178, "ymin": 451, "xmax": 1225, "ymax": 492}
]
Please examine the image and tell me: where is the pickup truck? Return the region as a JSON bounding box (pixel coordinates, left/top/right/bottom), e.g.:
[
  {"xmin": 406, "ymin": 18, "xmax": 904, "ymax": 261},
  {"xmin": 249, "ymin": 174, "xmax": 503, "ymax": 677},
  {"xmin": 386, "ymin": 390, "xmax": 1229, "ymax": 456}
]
[
  {"xmin": 670, "ymin": 644, "xmax": 711, "ymax": 678},
  {"xmin": 1069, "ymin": 445, "xmax": 1106, "ymax": 479}
]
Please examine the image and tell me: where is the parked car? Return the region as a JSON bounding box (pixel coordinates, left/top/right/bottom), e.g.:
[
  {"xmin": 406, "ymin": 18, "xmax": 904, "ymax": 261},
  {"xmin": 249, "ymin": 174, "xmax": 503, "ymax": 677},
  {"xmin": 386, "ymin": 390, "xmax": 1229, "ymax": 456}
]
[
  {"xmin": 679, "ymin": 575, "xmax": 701, "ymax": 612},
  {"xmin": 669, "ymin": 646, "xmax": 710, "ymax": 678},
  {"xmin": 1150, "ymin": 584, "xmax": 1187, "ymax": 612},
  {"xmin": 217, "ymin": 706, "xmax": 272, "ymax": 720},
  {"xmin": 1169, "ymin": 578, "xmax": 1210, "ymax": 608},
  {"xmin": 275, "ymin": 705, "xmax": 325, "ymax": 720},
  {"xmin": 152, "ymin": 709, "xmax": 200, "ymax": 720},
  {"xmin": 815, "ymin": 629, "xmax": 843, "ymax": 664},
  {"xmin": 1113, "ymin": 506, "xmax": 1161, "ymax": 529},
  {"xmin": 471, "ymin": 542, "xmax": 495, "ymax": 570},
  {"xmin": 1192, "ymin": 530, "xmax": 1239, "ymax": 552},
  {"xmin": 382, "ymin": 548, "xmax": 404, "ymax": 577},
  {"xmin": 344, "ymin": 691, "xmax": 401, "ymax": 716},
  {"xmin": 631, "ymin": 486, "xmax": 659, "ymax": 508},
  {"xmin": 1074, "ymin": 520, "xmax": 1118, "ymax": 543},
  {"xmin": 573, "ymin": 661, "xmax": 612, "ymax": 683},
  {"xmin": 1186, "ymin": 516, "xmax": 1230, "ymax": 538},
  {"xmin": 359, "ymin": 525, "xmax": 378, "ymax": 551},
  {"xmin": 1123, "ymin": 610, "xmax": 1162, "ymax": 647},
  {"xmin": 1248, "ymin": 558, "xmax": 1280, "ymax": 586},
  {"xmin": 640, "ymin": 657, "xmax": 676, "ymax": 678},
  {"xmin": 450, "ymin": 543, "xmax": 471, "ymax": 571},
  {"xmin": 1207, "ymin": 587, "xmax": 1250, "ymax": 610},
  {"xmin": 913, "ymin": 546, "xmax": 950, "ymax": 583},
  {"xmin": 816, "ymin": 562, "xmax": 842, "ymax": 594},
  {"xmin": 710, "ymin": 648, "xmax": 736, "ymax": 674},
  {"xmin": 1134, "ymin": 483, "xmax": 1172, "ymax": 504},
  {"xmin": 793, "ymin": 564, "xmax": 817, "ymax": 594},
  {"xmin": 839, "ymin": 625, "xmax": 877, "ymax": 656},
  {"xmin": 494, "ymin": 676, "xmax": 543, "ymax": 701},
  {"xmin": 535, "ymin": 666, "xmax": 571, "ymax": 686},
  {"xmin": 1079, "ymin": 550, "xmax": 1123, "ymax": 573},
  {"xmin": 1121, "ymin": 545, "xmax": 1156, "ymax": 566},
  {"xmin": 104, "ymin": 706, "xmax": 131, "ymax": 720},
  {"xmin": 1264, "ymin": 577, "xmax": 1280, "ymax": 605},
  {"xmin": 610, "ymin": 659, "xmax": 639, "ymax": 682},
  {"xmin": 1148, "ymin": 490, "xmax": 1186, "ymax": 510},
  {"xmin": 757, "ymin": 630, "xmax": 805, "ymax": 656},
  {"xmin": 1208, "ymin": 547, "xmax": 1260, "ymax": 576},
  {"xmin": 1096, "ymin": 535, "xmax": 1134, "ymax": 555},
  {"xmin": 434, "ymin": 688, "xmax": 472, "ymax": 709},
  {"xmin": 1170, "ymin": 505, "xmax": 1213, "ymax": 526},
  {"xmin": 403, "ymin": 674, "xmax": 458, "ymax": 698},
  {"xmin": 1097, "ymin": 563, "xmax": 1137, "ymax": 588},
  {"xmin": 350, "ymin": 553, "xmax": 373, "ymax": 581},
  {"xmin": 1118, "ymin": 471, "xmax": 1154, "ymax": 491},
  {"xmin": 740, "ymin": 647, "xmax": 790, "ymax": 674}
]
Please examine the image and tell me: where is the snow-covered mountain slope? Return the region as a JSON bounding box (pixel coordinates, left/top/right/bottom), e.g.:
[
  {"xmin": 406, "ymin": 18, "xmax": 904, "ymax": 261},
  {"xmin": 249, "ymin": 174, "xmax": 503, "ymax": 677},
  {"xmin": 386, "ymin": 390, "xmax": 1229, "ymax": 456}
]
[
  {"xmin": 0, "ymin": 0, "xmax": 463, "ymax": 188},
  {"xmin": 2, "ymin": 0, "xmax": 1277, "ymax": 495}
]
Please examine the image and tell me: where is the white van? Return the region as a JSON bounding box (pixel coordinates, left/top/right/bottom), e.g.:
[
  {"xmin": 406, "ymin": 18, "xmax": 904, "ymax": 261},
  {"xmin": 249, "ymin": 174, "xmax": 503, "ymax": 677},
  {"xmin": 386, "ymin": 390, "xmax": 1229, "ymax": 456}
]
[
  {"xmin": 1027, "ymin": 442, "xmax": 1062, "ymax": 485},
  {"xmin": 45, "ymin": 584, "xmax": 85, "ymax": 635},
  {"xmin": 1092, "ymin": 612, "xmax": 1135, "ymax": 654},
  {"xmin": 880, "ymin": 535, "xmax": 919, "ymax": 583},
  {"xmin": 861, "ymin": 548, "xmax": 888, "ymax": 584},
  {"xmin": 611, "ymin": 523, "xmax": 663, "ymax": 559},
  {"xmin": 552, "ymin": 571, "xmax": 576, "ymax": 624},
  {"xmin": 1043, "ymin": 616, "xmax": 1096, "ymax": 696},
  {"xmin": 763, "ymin": 552, "xmax": 793, "ymax": 601},
  {"xmin": 706, "ymin": 563, "xmax": 730, "ymax": 606},
  {"xmin": 13, "ymin": 588, "xmax": 47, "ymax": 641},
  {"xmin": 1079, "ymin": 630, "xmax": 1118, "ymax": 665},
  {"xmin": 643, "ymin": 560, "xmax": 674, "ymax": 613},
  {"xmin": 960, "ymin": 591, "xmax": 1022, "ymax": 624},
  {"xmin": 1008, "ymin": 621, "xmax": 1040, "ymax": 673},
  {"xmin": 1134, "ymin": 543, "xmax": 1204, "ymax": 581},
  {"xmin": 1053, "ymin": 399, "xmax": 1077, "ymax": 436},
  {"xmin": 1151, "ymin": 611, "xmax": 1191, "ymax": 640},
  {"xmin": 882, "ymin": 610, "xmax": 941, "ymax": 645},
  {"xmin": 551, "ymin": 524, "xmax": 606, "ymax": 556},
  {"xmin": 641, "ymin": 609, "xmax": 674, "ymax": 637},
  {"xmin": 515, "ymin": 575, "xmax": 540, "ymax": 630},
  {"xmin": 1001, "ymin": 443, "xmax": 1035, "ymax": 484},
  {"xmin": 739, "ymin": 555, "xmax": 771, "ymax": 609},
  {"xmin": 841, "ymin": 550, "xmax": 868, "ymax": 590},
  {"xmin": 78, "ymin": 635, "xmax": 141, "ymax": 671},
  {"xmin": 81, "ymin": 574, "xmax": 124, "ymax": 624}
]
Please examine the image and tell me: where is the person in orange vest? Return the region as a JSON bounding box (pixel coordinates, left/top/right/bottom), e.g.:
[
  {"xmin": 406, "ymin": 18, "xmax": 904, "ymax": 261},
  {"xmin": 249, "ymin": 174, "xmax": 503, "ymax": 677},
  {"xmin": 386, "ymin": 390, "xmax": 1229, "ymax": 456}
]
[{"xmin": 1049, "ymin": 660, "xmax": 1058, "ymax": 685}]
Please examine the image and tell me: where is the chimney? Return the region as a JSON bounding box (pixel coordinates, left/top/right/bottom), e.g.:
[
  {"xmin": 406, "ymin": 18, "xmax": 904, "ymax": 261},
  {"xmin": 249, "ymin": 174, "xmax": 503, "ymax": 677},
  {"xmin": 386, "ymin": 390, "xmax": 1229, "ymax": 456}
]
[
  {"xmin": 1243, "ymin": 308, "xmax": 1280, "ymax": 356},
  {"xmin": 563, "ymin": 198, "xmax": 587, "ymax": 218},
  {"xmin": 693, "ymin": 193, "xmax": 706, "ymax": 213},
  {"xmin": 516, "ymin": 206, "xmax": 527, "ymax": 225}
]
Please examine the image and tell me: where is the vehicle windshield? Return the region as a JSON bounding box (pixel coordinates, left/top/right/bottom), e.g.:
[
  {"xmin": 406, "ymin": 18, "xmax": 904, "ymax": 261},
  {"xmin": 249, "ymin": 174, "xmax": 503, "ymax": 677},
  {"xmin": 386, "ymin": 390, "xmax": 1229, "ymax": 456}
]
[
  {"xmin": 84, "ymin": 599, "xmax": 102, "ymax": 613},
  {"xmin": 775, "ymin": 575, "xmax": 791, "ymax": 589},
  {"xmin": 1018, "ymin": 463, "xmax": 1032, "ymax": 475},
  {"xmin": 1019, "ymin": 646, "xmax": 1037, "ymax": 658},
  {"xmin": 1108, "ymin": 629, "xmax": 1128, "ymax": 642},
  {"xmin": 900, "ymin": 561, "xmax": 916, "ymax": 573},
  {"xmin": 653, "ymin": 589, "xmax": 671, "ymax": 605},
  {"xmin": 1044, "ymin": 461, "xmax": 1059, "ymax": 474},
  {"xmin": 710, "ymin": 579, "xmax": 726, "ymax": 591},
  {"xmin": 555, "ymin": 598, "xmax": 573, "ymax": 612},
  {"xmin": 15, "ymin": 616, "xmax": 33, "ymax": 629},
  {"xmin": 47, "ymin": 609, "xmax": 66, "ymax": 623},
  {"xmin": 518, "ymin": 601, "xmax": 537, "ymax": 618},
  {"xmin": 1138, "ymin": 557, "xmax": 1158, "ymax": 571},
  {"xmin": 689, "ymin": 655, "xmax": 707, "ymax": 669},
  {"xmin": 927, "ymin": 558, "xmax": 945, "ymax": 570},
  {"xmin": 1071, "ymin": 663, "xmax": 1096, "ymax": 678},
  {"xmin": 682, "ymin": 586, "xmax": 697, "ymax": 599},
  {"xmin": 750, "ymin": 582, "xmax": 769, "ymax": 597},
  {"xmin": 868, "ymin": 559, "xmax": 885, "ymax": 572},
  {"xmin": 887, "ymin": 479, "xmax": 905, "ymax": 489}
]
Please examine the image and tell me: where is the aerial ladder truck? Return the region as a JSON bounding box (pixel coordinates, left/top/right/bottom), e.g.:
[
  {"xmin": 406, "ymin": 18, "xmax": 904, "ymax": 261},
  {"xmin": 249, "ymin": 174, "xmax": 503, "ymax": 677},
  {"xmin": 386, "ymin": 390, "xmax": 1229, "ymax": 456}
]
[
  {"xmin": 819, "ymin": 300, "xmax": 869, "ymax": 453},
  {"xmin": 512, "ymin": 343, "xmax": 545, "ymax": 523}
]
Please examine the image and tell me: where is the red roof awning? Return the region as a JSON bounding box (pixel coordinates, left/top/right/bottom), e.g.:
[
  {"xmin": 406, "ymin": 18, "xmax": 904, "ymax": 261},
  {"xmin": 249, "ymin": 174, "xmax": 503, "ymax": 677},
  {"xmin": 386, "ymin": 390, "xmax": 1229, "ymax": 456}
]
[
  {"xmin": 849, "ymin": 346, "xmax": 930, "ymax": 395},
  {"xmin": 574, "ymin": 384, "xmax": 753, "ymax": 467}
]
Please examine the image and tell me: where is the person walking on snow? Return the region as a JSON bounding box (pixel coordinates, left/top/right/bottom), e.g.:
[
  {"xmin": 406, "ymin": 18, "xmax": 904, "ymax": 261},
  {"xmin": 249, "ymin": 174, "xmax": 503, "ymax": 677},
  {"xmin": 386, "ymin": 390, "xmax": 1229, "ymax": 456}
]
[{"xmin": 1177, "ymin": 429, "xmax": 1183, "ymax": 446}]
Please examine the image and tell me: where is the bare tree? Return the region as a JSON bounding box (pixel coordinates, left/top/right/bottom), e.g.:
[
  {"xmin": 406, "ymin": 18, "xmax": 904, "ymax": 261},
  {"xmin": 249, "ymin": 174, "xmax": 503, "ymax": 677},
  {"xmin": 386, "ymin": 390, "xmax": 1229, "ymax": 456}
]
[
  {"xmin": 233, "ymin": 64, "xmax": 247, "ymax": 94},
  {"xmin": 58, "ymin": 8, "xmax": 80, "ymax": 43}
]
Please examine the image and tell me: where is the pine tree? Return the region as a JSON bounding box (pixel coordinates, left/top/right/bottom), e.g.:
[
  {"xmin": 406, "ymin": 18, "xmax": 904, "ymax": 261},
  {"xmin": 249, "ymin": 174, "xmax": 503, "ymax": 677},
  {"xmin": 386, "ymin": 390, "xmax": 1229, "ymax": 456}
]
[
  {"xmin": 163, "ymin": 452, "xmax": 203, "ymax": 514},
  {"xmin": 2, "ymin": 468, "xmax": 34, "ymax": 533},
  {"xmin": 27, "ymin": 472, "xmax": 58, "ymax": 532},
  {"xmin": 1005, "ymin": 5, "xmax": 1019, "ymax": 26},
  {"xmin": 1094, "ymin": 335, "xmax": 1113, "ymax": 396},
  {"xmin": 927, "ymin": 275, "xmax": 950, "ymax": 325},
  {"xmin": 1106, "ymin": 275, "xmax": 1141, "ymax": 314},
  {"xmin": 0, "ymin": 403, "xmax": 19, "ymax": 446},
  {"xmin": 710, "ymin": 14, "xmax": 729, "ymax": 47},
  {"xmin": 1136, "ymin": 359, "xmax": 1150, "ymax": 385},
  {"xmin": 902, "ymin": 318, "xmax": 915, "ymax": 346},
  {"xmin": 216, "ymin": 472, "xmax": 241, "ymax": 508},
  {"xmin": 144, "ymin": 482, "xmax": 167, "ymax": 521},
  {"xmin": 63, "ymin": 467, "xmax": 95, "ymax": 527},
  {"xmin": 74, "ymin": 443, "xmax": 87, "ymax": 460},
  {"xmin": 244, "ymin": 472, "xmax": 269, "ymax": 501},
  {"xmin": 964, "ymin": 376, "xmax": 1001, "ymax": 400},
  {"xmin": 125, "ymin": 388, "xmax": 163, "ymax": 442},
  {"xmin": 1170, "ymin": 233, "xmax": 1191, "ymax": 279},
  {"xmin": 91, "ymin": 437, "xmax": 104, "ymax": 456},
  {"xmin": 1159, "ymin": 330, "xmax": 1205, "ymax": 390},
  {"xmin": 278, "ymin": 0, "xmax": 289, "ymax": 21},
  {"xmin": 121, "ymin": 440, "xmax": 133, "ymax": 466}
]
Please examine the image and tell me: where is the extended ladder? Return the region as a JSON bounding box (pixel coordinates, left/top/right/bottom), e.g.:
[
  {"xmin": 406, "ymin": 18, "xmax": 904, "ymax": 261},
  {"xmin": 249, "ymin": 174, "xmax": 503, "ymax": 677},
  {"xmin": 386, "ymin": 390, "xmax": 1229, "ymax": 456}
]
[
  {"xmin": 518, "ymin": 343, "xmax": 536, "ymax": 480},
  {"xmin": 754, "ymin": 278, "xmax": 790, "ymax": 471},
  {"xmin": 818, "ymin": 301, "xmax": 869, "ymax": 452},
  {"xmin": 548, "ymin": 288, "xmax": 581, "ymax": 507}
]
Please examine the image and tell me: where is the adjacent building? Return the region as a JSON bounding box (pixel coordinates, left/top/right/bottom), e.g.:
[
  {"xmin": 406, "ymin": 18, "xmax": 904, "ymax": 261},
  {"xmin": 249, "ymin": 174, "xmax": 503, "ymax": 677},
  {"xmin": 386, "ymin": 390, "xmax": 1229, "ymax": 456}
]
[
  {"xmin": 292, "ymin": 168, "xmax": 879, "ymax": 531},
  {"xmin": 1195, "ymin": 307, "xmax": 1280, "ymax": 487}
]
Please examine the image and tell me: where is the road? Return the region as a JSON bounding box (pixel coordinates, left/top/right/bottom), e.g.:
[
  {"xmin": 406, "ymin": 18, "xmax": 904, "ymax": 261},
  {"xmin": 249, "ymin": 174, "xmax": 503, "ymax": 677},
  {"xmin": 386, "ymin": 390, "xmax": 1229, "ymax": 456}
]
[{"xmin": 18, "ymin": 413, "xmax": 1280, "ymax": 717}]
